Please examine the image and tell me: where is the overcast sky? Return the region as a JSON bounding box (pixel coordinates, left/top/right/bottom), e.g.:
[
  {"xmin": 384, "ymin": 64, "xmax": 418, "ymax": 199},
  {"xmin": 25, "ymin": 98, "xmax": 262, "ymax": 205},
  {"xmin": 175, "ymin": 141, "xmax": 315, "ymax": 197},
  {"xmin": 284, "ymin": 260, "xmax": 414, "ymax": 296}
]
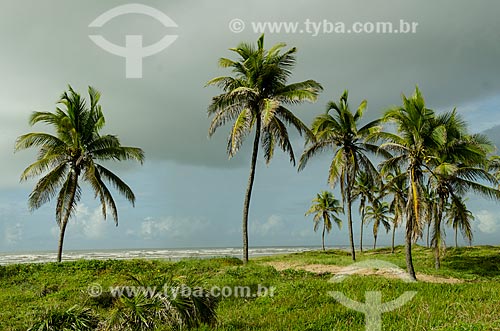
[{"xmin": 1, "ymin": 0, "xmax": 500, "ymax": 253}]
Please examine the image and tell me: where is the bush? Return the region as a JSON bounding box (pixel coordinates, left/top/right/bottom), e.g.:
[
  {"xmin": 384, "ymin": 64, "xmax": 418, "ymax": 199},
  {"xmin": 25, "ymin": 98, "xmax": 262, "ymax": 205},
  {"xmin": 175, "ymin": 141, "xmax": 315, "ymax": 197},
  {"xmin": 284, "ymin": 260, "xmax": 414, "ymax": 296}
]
[
  {"xmin": 106, "ymin": 275, "xmax": 219, "ymax": 330},
  {"xmin": 28, "ymin": 305, "xmax": 99, "ymax": 331}
]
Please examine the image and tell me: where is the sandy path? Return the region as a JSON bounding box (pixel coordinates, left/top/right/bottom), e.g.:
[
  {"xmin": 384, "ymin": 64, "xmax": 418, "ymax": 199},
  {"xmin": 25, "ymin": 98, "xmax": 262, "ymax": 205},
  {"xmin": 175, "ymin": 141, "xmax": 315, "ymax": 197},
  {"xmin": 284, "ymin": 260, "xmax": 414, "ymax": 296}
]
[{"xmin": 264, "ymin": 261, "xmax": 463, "ymax": 284}]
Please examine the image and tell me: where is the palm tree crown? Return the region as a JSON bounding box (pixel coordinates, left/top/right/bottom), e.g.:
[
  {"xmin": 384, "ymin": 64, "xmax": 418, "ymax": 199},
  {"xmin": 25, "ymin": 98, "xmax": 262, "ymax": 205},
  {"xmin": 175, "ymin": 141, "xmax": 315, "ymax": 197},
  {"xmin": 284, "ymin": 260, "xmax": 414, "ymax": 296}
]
[
  {"xmin": 207, "ymin": 34, "xmax": 322, "ymax": 262},
  {"xmin": 299, "ymin": 91, "xmax": 383, "ymax": 261},
  {"xmin": 364, "ymin": 201, "xmax": 392, "ymax": 250},
  {"xmin": 15, "ymin": 86, "xmax": 144, "ymax": 261}
]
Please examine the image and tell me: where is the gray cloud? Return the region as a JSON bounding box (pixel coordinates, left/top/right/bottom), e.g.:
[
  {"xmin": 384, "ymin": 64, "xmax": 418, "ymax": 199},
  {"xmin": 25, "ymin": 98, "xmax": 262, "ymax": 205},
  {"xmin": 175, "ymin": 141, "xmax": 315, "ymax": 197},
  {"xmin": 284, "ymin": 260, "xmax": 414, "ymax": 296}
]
[
  {"xmin": 2, "ymin": 1, "xmax": 500, "ymax": 252},
  {"xmin": 3, "ymin": 1, "xmax": 500, "ymax": 177}
]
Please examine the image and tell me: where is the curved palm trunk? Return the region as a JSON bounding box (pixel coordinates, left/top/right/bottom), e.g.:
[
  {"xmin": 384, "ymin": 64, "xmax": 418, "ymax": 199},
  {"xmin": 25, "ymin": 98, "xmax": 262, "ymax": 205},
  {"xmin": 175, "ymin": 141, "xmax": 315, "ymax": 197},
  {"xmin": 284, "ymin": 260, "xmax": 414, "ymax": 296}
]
[
  {"xmin": 57, "ymin": 219, "xmax": 69, "ymax": 263},
  {"xmin": 373, "ymin": 234, "xmax": 377, "ymax": 250},
  {"xmin": 57, "ymin": 172, "xmax": 78, "ymax": 263},
  {"xmin": 405, "ymin": 169, "xmax": 418, "ymax": 281},
  {"xmin": 322, "ymin": 222, "xmax": 326, "ymax": 251},
  {"xmin": 242, "ymin": 119, "xmax": 261, "ymax": 264}
]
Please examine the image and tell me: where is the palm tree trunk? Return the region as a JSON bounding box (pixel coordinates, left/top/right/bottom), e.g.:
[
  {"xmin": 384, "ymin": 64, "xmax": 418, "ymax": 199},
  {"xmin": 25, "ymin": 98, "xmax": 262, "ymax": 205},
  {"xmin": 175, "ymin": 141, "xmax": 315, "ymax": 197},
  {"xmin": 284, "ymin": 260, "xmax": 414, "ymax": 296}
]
[
  {"xmin": 373, "ymin": 234, "xmax": 377, "ymax": 250},
  {"xmin": 57, "ymin": 172, "xmax": 78, "ymax": 263},
  {"xmin": 346, "ymin": 172, "xmax": 356, "ymax": 261},
  {"xmin": 242, "ymin": 119, "xmax": 261, "ymax": 264},
  {"xmin": 360, "ymin": 207, "xmax": 364, "ymax": 252},
  {"xmin": 426, "ymin": 221, "xmax": 430, "ymax": 248},
  {"xmin": 57, "ymin": 219, "xmax": 69, "ymax": 263},
  {"xmin": 360, "ymin": 218, "xmax": 364, "ymax": 252},
  {"xmin": 455, "ymin": 227, "xmax": 458, "ymax": 248},
  {"xmin": 391, "ymin": 222, "xmax": 396, "ymax": 254},
  {"xmin": 406, "ymin": 173, "xmax": 417, "ymax": 281},
  {"xmin": 322, "ymin": 222, "xmax": 326, "ymax": 251},
  {"xmin": 434, "ymin": 198, "xmax": 445, "ymax": 270},
  {"xmin": 405, "ymin": 220, "xmax": 417, "ymax": 281}
]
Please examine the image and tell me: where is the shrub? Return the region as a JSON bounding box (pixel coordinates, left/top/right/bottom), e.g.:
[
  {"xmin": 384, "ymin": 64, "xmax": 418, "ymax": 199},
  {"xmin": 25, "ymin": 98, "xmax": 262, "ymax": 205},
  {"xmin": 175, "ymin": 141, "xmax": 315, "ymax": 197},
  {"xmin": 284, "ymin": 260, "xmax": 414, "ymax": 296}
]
[{"xmin": 28, "ymin": 305, "xmax": 99, "ymax": 331}]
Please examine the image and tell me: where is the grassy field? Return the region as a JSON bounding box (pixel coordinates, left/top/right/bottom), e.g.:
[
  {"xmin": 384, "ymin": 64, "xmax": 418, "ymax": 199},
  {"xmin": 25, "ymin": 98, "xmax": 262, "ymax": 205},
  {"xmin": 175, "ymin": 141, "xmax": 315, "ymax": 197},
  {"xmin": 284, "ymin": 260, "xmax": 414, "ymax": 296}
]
[{"xmin": 0, "ymin": 245, "xmax": 499, "ymax": 330}]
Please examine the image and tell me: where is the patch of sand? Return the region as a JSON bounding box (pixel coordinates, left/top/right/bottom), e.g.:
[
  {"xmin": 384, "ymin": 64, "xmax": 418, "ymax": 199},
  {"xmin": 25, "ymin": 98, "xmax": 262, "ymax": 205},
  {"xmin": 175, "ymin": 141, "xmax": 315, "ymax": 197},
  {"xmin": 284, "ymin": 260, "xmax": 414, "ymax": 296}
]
[{"xmin": 264, "ymin": 261, "xmax": 463, "ymax": 284}]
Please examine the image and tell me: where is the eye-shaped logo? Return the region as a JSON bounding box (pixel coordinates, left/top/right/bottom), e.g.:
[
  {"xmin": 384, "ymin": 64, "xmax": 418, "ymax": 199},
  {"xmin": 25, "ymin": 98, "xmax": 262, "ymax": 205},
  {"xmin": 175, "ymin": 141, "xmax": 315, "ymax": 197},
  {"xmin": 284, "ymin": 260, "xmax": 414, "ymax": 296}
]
[{"xmin": 89, "ymin": 4, "xmax": 178, "ymax": 79}]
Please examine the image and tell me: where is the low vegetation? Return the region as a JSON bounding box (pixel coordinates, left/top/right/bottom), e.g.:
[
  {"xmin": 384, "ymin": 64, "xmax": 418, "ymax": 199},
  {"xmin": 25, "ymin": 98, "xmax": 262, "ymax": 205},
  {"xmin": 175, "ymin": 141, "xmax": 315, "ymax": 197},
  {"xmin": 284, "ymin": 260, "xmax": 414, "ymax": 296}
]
[{"xmin": 1, "ymin": 246, "xmax": 499, "ymax": 330}]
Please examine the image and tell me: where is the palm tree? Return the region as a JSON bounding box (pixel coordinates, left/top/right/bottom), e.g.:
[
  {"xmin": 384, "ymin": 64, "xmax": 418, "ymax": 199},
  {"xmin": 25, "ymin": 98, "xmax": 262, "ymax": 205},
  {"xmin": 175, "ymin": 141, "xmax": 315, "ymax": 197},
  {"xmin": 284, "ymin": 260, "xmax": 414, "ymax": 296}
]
[
  {"xmin": 382, "ymin": 168, "xmax": 407, "ymax": 253},
  {"xmin": 445, "ymin": 195, "xmax": 474, "ymax": 248},
  {"xmin": 299, "ymin": 91, "xmax": 382, "ymax": 261},
  {"xmin": 377, "ymin": 86, "xmax": 446, "ymax": 281},
  {"xmin": 421, "ymin": 179, "xmax": 437, "ymax": 248},
  {"xmin": 305, "ymin": 191, "xmax": 343, "ymax": 251},
  {"xmin": 353, "ymin": 171, "xmax": 379, "ymax": 252},
  {"xmin": 206, "ymin": 34, "xmax": 322, "ymax": 263},
  {"xmin": 364, "ymin": 201, "xmax": 392, "ymax": 250},
  {"xmin": 428, "ymin": 110, "xmax": 499, "ymax": 269},
  {"xmin": 15, "ymin": 86, "xmax": 144, "ymax": 262}
]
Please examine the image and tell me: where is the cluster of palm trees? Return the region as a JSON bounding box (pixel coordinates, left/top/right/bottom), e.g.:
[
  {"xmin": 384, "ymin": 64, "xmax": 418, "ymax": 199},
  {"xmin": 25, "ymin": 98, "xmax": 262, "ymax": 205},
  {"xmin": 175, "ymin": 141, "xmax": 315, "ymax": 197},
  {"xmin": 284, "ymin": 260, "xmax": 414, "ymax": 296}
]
[
  {"xmin": 16, "ymin": 34, "xmax": 500, "ymax": 282},
  {"xmin": 207, "ymin": 34, "xmax": 500, "ymax": 281}
]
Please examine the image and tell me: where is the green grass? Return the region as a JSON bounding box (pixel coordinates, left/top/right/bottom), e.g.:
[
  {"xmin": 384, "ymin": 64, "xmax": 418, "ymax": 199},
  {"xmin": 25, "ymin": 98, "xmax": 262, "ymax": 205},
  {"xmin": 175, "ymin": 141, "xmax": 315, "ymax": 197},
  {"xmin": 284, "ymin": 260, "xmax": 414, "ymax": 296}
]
[{"xmin": 1, "ymin": 246, "xmax": 499, "ymax": 330}]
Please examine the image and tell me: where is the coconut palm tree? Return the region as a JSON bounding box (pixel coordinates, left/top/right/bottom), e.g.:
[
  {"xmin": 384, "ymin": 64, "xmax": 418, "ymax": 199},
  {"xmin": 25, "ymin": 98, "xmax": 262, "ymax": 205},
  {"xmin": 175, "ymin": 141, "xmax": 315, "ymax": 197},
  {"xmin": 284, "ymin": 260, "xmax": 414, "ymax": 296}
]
[
  {"xmin": 364, "ymin": 201, "xmax": 392, "ymax": 250},
  {"xmin": 353, "ymin": 171, "xmax": 379, "ymax": 252},
  {"xmin": 15, "ymin": 86, "xmax": 144, "ymax": 262},
  {"xmin": 421, "ymin": 179, "xmax": 437, "ymax": 248},
  {"xmin": 207, "ymin": 34, "xmax": 322, "ymax": 263},
  {"xmin": 382, "ymin": 168, "xmax": 407, "ymax": 253},
  {"xmin": 428, "ymin": 110, "xmax": 499, "ymax": 269},
  {"xmin": 305, "ymin": 191, "xmax": 343, "ymax": 251},
  {"xmin": 377, "ymin": 86, "xmax": 446, "ymax": 281},
  {"xmin": 299, "ymin": 91, "xmax": 383, "ymax": 261},
  {"xmin": 445, "ymin": 195, "xmax": 474, "ymax": 248}
]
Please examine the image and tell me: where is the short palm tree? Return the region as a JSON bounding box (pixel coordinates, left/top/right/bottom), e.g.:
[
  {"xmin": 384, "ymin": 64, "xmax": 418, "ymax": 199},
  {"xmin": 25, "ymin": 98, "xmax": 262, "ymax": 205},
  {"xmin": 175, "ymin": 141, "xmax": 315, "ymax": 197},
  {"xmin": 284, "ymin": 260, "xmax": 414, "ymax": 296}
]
[
  {"xmin": 364, "ymin": 201, "xmax": 392, "ymax": 250},
  {"xmin": 353, "ymin": 171, "xmax": 379, "ymax": 252},
  {"xmin": 305, "ymin": 191, "xmax": 343, "ymax": 251},
  {"xmin": 421, "ymin": 179, "xmax": 437, "ymax": 248},
  {"xmin": 382, "ymin": 168, "xmax": 407, "ymax": 253},
  {"xmin": 445, "ymin": 195, "xmax": 474, "ymax": 248},
  {"xmin": 377, "ymin": 86, "xmax": 446, "ymax": 281},
  {"xmin": 206, "ymin": 34, "xmax": 322, "ymax": 263},
  {"xmin": 299, "ymin": 91, "xmax": 382, "ymax": 261},
  {"xmin": 15, "ymin": 86, "xmax": 144, "ymax": 262}
]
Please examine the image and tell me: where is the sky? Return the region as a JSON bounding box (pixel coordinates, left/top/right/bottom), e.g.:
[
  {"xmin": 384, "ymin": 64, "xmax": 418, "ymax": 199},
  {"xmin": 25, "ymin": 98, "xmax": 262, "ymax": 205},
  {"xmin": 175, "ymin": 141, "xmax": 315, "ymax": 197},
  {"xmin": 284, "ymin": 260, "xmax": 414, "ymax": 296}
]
[{"xmin": 1, "ymin": 0, "xmax": 500, "ymax": 253}]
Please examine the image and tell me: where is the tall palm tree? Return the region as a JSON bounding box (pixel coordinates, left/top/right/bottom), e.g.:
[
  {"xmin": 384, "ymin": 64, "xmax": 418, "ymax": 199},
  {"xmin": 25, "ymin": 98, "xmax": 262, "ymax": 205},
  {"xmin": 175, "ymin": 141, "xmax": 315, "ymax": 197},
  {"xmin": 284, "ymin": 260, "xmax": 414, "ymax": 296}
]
[
  {"xmin": 305, "ymin": 191, "xmax": 343, "ymax": 251},
  {"xmin": 445, "ymin": 195, "xmax": 474, "ymax": 248},
  {"xmin": 206, "ymin": 34, "xmax": 322, "ymax": 263},
  {"xmin": 299, "ymin": 91, "xmax": 382, "ymax": 261},
  {"xmin": 364, "ymin": 201, "xmax": 392, "ymax": 250},
  {"xmin": 377, "ymin": 86, "xmax": 446, "ymax": 281},
  {"xmin": 353, "ymin": 171, "xmax": 379, "ymax": 252},
  {"xmin": 15, "ymin": 86, "xmax": 144, "ymax": 262}
]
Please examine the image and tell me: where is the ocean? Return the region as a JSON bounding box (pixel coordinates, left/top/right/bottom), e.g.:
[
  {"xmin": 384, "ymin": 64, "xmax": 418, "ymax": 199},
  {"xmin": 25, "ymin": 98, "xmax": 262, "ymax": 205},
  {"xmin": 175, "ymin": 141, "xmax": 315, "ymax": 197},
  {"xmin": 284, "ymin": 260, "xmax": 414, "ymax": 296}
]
[{"xmin": 0, "ymin": 246, "xmax": 326, "ymax": 265}]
